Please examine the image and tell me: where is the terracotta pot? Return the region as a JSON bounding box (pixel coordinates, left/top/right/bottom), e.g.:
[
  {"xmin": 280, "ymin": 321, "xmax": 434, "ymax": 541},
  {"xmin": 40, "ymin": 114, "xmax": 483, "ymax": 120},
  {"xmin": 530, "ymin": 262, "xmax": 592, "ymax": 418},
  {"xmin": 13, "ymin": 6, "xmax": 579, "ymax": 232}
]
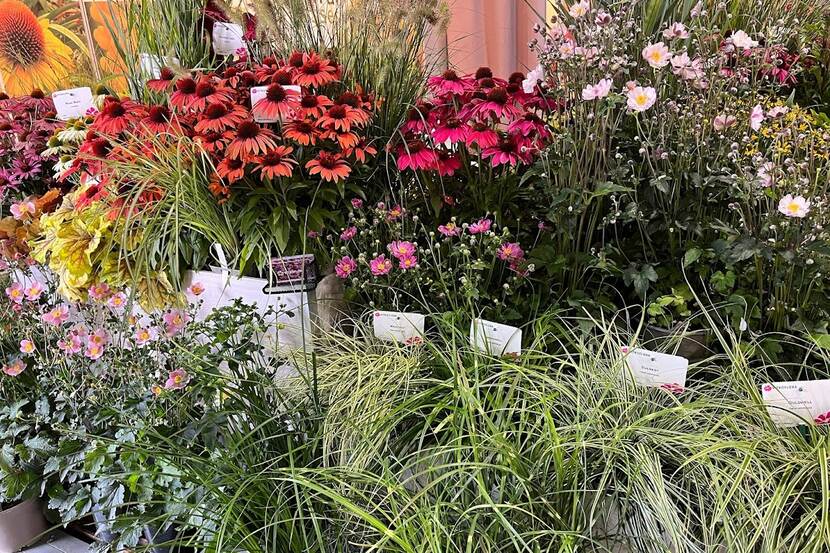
[
  {"xmin": 0, "ymin": 500, "xmax": 48, "ymax": 553},
  {"xmin": 642, "ymin": 324, "xmax": 710, "ymax": 360}
]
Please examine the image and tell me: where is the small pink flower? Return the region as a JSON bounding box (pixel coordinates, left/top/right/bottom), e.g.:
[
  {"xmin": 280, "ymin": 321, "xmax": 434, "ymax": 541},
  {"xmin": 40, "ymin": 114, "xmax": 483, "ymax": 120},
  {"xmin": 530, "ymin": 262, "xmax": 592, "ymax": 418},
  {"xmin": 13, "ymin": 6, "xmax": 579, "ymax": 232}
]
[
  {"xmin": 42, "ymin": 305, "xmax": 70, "ymax": 326},
  {"xmin": 626, "ymin": 86, "xmax": 657, "ymax": 112},
  {"xmin": 369, "ymin": 254, "xmax": 393, "ymax": 276},
  {"xmin": 5, "ymin": 283, "xmax": 24, "ymax": 304},
  {"xmin": 387, "ymin": 205, "xmax": 403, "ymax": 220},
  {"xmin": 307, "ymin": 230, "xmax": 319, "ymax": 238},
  {"xmin": 10, "ymin": 201, "xmax": 36, "ymax": 220},
  {"xmin": 762, "ymin": 384, "xmax": 773, "ymax": 392},
  {"xmin": 468, "ymin": 218, "xmax": 492, "ymax": 234},
  {"xmin": 188, "ymin": 282, "xmax": 206, "ymax": 296},
  {"xmin": 88, "ymin": 283, "xmax": 111, "ymax": 301},
  {"xmin": 662, "ymin": 22, "xmax": 689, "ymax": 40},
  {"xmin": 85, "ymin": 343, "xmax": 105, "ymax": 360},
  {"xmin": 713, "ymin": 113, "xmax": 737, "ymax": 131},
  {"xmin": 108, "ymin": 292, "xmax": 128, "ymax": 309},
  {"xmin": 151, "ymin": 384, "xmax": 163, "ymax": 396},
  {"xmin": 388, "ymin": 241, "xmax": 417, "ymax": 260},
  {"xmin": 581, "ymin": 78, "xmax": 613, "ymax": 101},
  {"xmin": 340, "ymin": 226, "xmax": 358, "ymax": 241},
  {"xmin": 814, "ymin": 411, "xmax": 830, "ymax": 425},
  {"xmin": 438, "ymin": 222, "xmax": 461, "ymax": 236},
  {"xmin": 497, "ymin": 242, "xmax": 525, "ymax": 261},
  {"xmin": 350, "ymin": 198, "xmax": 363, "ymax": 209},
  {"xmin": 163, "ymin": 309, "xmax": 189, "ymax": 337},
  {"xmin": 24, "ymin": 282, "xmax": 45, "ymax": 301},
  {"xmin": 398, "ymin": 255, "xmax": 418, "ymax": 271},
  {"xmin": 165, "ymin": 369, "xmax": 190, "ymax": 390},
  {"xmin": 88, "ymin": 328, "xmax": 110, "ymax": 346},
  {"xmin": 334, "ymin": 256, "xmax": 357, "ymax": 279},
  {"xmin": 57, "ymin": 335, "xmax": 84, "ymax": 354},
  {"xmin": 19, "ymin": 339, "xmax": 35, "ymax": 354},
  {"xmin": 2, "ymin": 359, "xmax": 26, "ymax": 376},
  {"xmin": 750, "ymin": 104, "xmax": 765, "ymax": 131},
  {"xmin": 134, "ymin": 326, "xmax": 158, "ymax": 346},
  {"xmin": 660, "ymin": 383, "xmax": 685, "ymax": 394}
]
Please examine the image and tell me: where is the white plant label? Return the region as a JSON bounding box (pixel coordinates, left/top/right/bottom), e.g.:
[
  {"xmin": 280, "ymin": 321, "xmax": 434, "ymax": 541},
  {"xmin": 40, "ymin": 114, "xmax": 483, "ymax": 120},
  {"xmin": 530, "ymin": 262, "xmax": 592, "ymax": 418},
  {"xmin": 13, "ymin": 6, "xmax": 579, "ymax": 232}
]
[
  {"xmin": 212, "ymin": 22, "xmax": 246, "ymax": 56},
  {"xmin": 372, "ymin": 311, "xmax": 425, "ymax": 344},
  {"xmin": 52, "ymin": 87, "xmax": 94, "ymax": 120},
  {"xmin": 471, "ymin": 319, "xmax": 522, "ymax": 357},
  {"xmin": 250, "ymin": 85, "xmax": 301, "ymax": 123},
  {"xmin": 622, "ymin": 347, "xmax": 688, "ymax": 393},
  {"xmin": 138, "ymin": 53, "xmax": 180, "ymax": 79},
  {"xmin": 761, "ymin": 380, "xmax": 830, "ymax": 427}
]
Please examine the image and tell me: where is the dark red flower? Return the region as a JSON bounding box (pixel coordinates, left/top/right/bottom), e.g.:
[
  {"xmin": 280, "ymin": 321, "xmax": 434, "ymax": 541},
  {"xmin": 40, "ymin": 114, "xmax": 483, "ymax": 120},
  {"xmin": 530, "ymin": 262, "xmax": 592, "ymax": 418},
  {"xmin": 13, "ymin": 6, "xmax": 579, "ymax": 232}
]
[
  {"xmin": 147, "ymin": 67, "xmax": 176, "ymax": 93},
  {"xmin": 170, "ymin": 77, "xmax": 198, "ymax": 110}
]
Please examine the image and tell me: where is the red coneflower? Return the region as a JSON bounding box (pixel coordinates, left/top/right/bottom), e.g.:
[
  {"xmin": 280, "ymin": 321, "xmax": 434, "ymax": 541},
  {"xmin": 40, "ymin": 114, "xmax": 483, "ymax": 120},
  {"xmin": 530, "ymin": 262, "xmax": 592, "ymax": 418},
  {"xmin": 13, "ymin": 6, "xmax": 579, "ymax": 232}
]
[
  {"xmin": 321, "ymin": 129, "xmax": 359, "ymax": 149},
  {"xmin": 287, "ymin": 51, "xmax": 304, "ymax": 70},
  {"xmin": 227, "ymin": 121, "xmax": 279, "ymax": 160},
  {"xmin": 317, "ymin": 104, "xmax": 362, "ymax": 132},
  {"xmin": 195, "ymin": 102, "xmax": 248, "ymax": 134},
  {"xmin": 344, "ymin": 139, "xmax": 377, "ymax": 163},
  {"xmin": 140, "ymin": 105, "xmax": 180, "ymax": 134},
  {"xmin": 465, "ymin": 122, "xmax": 499, "ymax": 149},
  {"xmin": 305, "ymin": 151, "xmax": 351, "ymax": 182},
  {"xmin": 208, "ymin": 173, "xmax": 231, "ymax": 201},
  {"xmin": 216, "ymin": 156, "xmax": 246, "ymax": 183},
  {"xmin": 189, "ymin": 77, "xmax": 235, "ymax": 111},
  {"xmin": 295, "ymin": 93, "xmax": 332, "ymax": 118},
  {"xmin": 270, "ymin": 70, "xmax": 293, "ymax": 86},
  {"xmin": 220, "ymin": 66, "xmax": 240, "ymax": 87},
  {"xmin": 196, "ymin": 131, "xmax": 232, "ymax": 154},
  {"xmin": 400, "ymin": 102, "xmax": 433, "ymax": 133},
  {"xmin": 436, "ymin": 151, "xmax": 462, "ymax": 176},
  {"xmin": 294, "ymin": 52, "xmax": 339, "ymax": 88},
  {"xmin": 92, "ymin": 96, "xmax": 143, "ymax": 135},
  {"xmin": 396, "ymin": 140, "xmax": 437, "ymax": 171},
  {"xmin": 481, "ymin": 135, "xmax": 532, "ymax": 167},
  {"xmin": 283, "ymin": 119, "xmax": 319, "ymax": 146},
  {"xmin": 507, "ymin": 113, "xmax": 551, "ymax": 141},
  {"xmin": 147, "ymin": 67, "xmax": 176, "ymax": 93},
  {"xmin": 432, "ymin": 117, "xmax": 468, "ymax": 144},
  {"xmin": 252, "ymin": 83, "xmax": 300, "ymax": 121},
  {"xmin": 75, "ymin": 179, "xmax": 109, "ymax": 210},
  {"xmin": 239, "ymin": 70, "xmax": 258, "ymax": 88},
  {"xmin": 464, "ymin": 87, "xmax": 522, "ymax": 122},
  {"xmin": 255, "ymin": 146, "xmax": 296, "ymax": 179},
  {"xmin": 427, "ymin": 69, "xmax": 472, "ymax": 96},
  {"xmin": 170, "ymin": 77, "xmax": 198, "ymax": 110}
]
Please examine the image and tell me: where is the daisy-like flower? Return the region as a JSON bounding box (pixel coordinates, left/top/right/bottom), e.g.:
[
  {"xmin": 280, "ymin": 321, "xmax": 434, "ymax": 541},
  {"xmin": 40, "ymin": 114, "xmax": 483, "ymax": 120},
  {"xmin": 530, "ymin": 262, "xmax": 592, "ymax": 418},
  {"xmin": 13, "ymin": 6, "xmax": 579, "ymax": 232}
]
[
  {"xmin": 134, "ymin": 326, "xmax": 158, "ymax": 346},
  {"xmin": 188, "ymin": 282, "xmax": 205, "ymax": 296},
  {"xmin": 255, "ymin": 146, "xmax": 296, "ymax": 179},
  {"xmin": 438, "ymin": 222, "xmax": 461, "ymax": 236},
  {"xmin": 581, "ymin": 78, "xmax": 613, "ymax": 101},
  {"xmin": 662, "ymin": 22, "xmax": 689, "ymax": 40},
  {"xmin": 92, "ymin": 96, "xmax": 143, "ymax": 134},
  {"xmin": 522, "ymin": 64, "xmax": 545, "ymax": 94},
  {"xmin": 398, "ymin": 255, "xmax": 418, "ymax": 271},
  {"xmin": 642, "ymin": 42, "xmax": 672, "ymax": 68},
  {"xmin": 469, "ymin": 218, "xmax": 492, "ymax": 234},
  {"xmin": 436, "ymin": 151, "xmax": 462, "ymax": 177},
  {"xmin": 369, "ymin": 254, "xmax": 393, "ymax": 276},
  {"xmin": 334, "ymin": 256, "xmax": 357, "ymax": 278},
  {"xmin": 730, "ymin": 30, "xmax": 758, "ymax": 50},
  {"xmin": 196, "ymin": 131, "xmax": 232, "ymax": 154},
  {"xmin": 432, "ymin": 117, "xmax": 468, "ymax": 144},
  {"xmin": 344, "ymin": 139, "xmax": 377, "ymax": 163},
  {"xmin": 482, "ymin": 136, "xmax": 532, "ymax": 167},
  {"xmin": 387, "ymin": 205, "xmax": 403, "ymax": 220},
  {"xmin": 10, "ymin": 200, "xmax": 36, "ymax": 220},
  {"xmin": 750, "ymin": 104, "xmax": 765, "ymax": 131},
  {"xmin": 189, "ymin": 77, "xmax": 235, "ymax": 111},
  {"xmin": 400, "ymin": 103, "xmax": 432, "ymax": 134},
  {"xmin": 147, "ymin": 67, "xmax": 176, "ymax": 93},
  {"xmin": 163, "ymin": 309, "xmax": 189, "ymax": 337},
  {"xmin": 19, "ymin": 339, "xmax": 35, "ymax": 354},
  {"xmin": 140, "ymin": 105, "xmax": 181, "ymax": 135},
  {"xmin": 497, "ymin": 242, "xmax": 525, "ymax": 261},
  {"xmin": 5, "ymin": 282, "xmax": 24, "ymax": 303},
  {"xmin": 88, "ymin": 282, "xmax": 111, "ymax": 301},
  {"xmin": 24, "ymin": 282, "xmax": 44, "ymax": 301},
  {"xmin": 626, "ymin": 86, "xmax": 657, "ymax": 112},
  {"xmin": 216, "ymin": 157, "xmax": 247, "ymax": 183},
  {"xmin": 294, "ymin": 52, "xmax": 339, "ymax": 87},
  {"xmin": 465, "ymin": 87, "xmax": 522, "ymax": 121},
  {"xmin": 170, "ymin": 77, "xmax": 198, "ymax": 111},
  {"xmin": 713, "ymin": 113, "xmax": 737, "ymax": 131},
  {"xmin": 227, "ymin": 121, "xmax": 279, "ymax": 160},
  {"xmin": 151, "ymin": 384, "xmax": 163, "ymax": 396},
  {"xmin": 568, "ymin": 0, "xmax": 590, "ymax": 18},
  {"xmin": 427, "ymin": 69, "xmax": 472, "ymax": 95},
  {"xmin": 2, "ymin": 358, "xmax": 25, "ymax": 376},
  {"xmin": 164, "ymin": 368, "xmax": 190, "ymax": 390},
  {"xmin": 283, "ymin": 119, "xmax": 319, "ymax": 146},
  {"xmin": 507, "ymin": 113, "xmax": 551, "ymax": 140},
  {"xmin": 396, "ymin": 140, "xmax": 437, "ymax": 171},
  {"xmin": 323, "ymin": 129, "xmax": 359, "ymax": 149},
  {"xmin": 42, "ymin": 305, "xmax": 70, "ymax": 326},
  {"xmin": 295, "ymin": 93, "xmax": 333, "ymax": 118},
  {"xmin": 388, "ymin": 240, "xmax": 417, "ymax": 259},
  {"xmin": 777, "ymin": 194, "xmax": 811, "ymax": 218},
  {"xmin": 305, "ymin": 151, "xmax": 351, "ymax": 182},
  {"xmin": 84, "ymin": 342, "xmax": 105, "ymax": 360},
  {"xmin": 252, "ymin": 83, "xmax": 300, "ymax": 121},
  {"xmin": 88, "ymin": 328, "xmax": 109, "ymax": 346},
  {"xmin": 194, "ymin": 102, "xmax": 248, "ymax": 134},
  {"xmin": 465, "ymin": 122, "xmax": 500, "ymax": 149},
  {"xmin": 108, "ymin": 292, "xmax": 128, "ymax": 309},
  {"xmin": 317, "ymin": 104, "xmax": 362, "ymax": 132},
  {"xmin": 340, "ymin": 226, "xmax": 357, "ymax": 241}
]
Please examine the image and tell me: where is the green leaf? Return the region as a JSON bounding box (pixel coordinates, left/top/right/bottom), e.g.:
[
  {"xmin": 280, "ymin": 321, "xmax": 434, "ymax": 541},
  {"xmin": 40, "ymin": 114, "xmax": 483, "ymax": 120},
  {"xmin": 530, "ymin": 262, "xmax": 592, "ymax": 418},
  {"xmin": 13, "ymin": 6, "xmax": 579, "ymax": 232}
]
[{"xmin": 683, "ymin": 248, "xmax": 702, "ymax": 268}]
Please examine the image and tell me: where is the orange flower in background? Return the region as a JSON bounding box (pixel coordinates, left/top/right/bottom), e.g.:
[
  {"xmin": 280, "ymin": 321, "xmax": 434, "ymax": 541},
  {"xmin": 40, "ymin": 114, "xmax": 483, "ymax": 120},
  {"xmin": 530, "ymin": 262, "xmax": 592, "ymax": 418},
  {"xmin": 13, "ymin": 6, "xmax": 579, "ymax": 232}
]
[
  {"xmin": 0, "ymin": 0, "xmax": 74, "ymax": 95},
  {"xmin": 89, "ymin": 1, "xmax": 131, "ymax": 91}
]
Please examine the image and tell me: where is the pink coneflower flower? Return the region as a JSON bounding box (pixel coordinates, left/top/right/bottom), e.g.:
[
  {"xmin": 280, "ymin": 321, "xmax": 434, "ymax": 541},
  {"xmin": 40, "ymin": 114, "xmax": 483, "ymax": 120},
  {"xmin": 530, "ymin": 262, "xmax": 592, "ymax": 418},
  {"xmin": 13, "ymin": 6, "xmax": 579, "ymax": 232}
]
[
  {"xmin": 436, "ymin": 152, "xmax": 462, "ymax": 177},
  {"xmin": 427, "ymin": 69, "xmax": 472, "ymax": 95},
  {"xmin": 305, "ymin": 152, "xmax": 351, "ymax": 182},
  {"xmin": 19, "ymin": 339, "xmax": 35, "ymax": 354},
  {"xmin": 815, "ymin": 411, "xmax": 830, "ymax": 425},
  {"xmin": 165, "ymin": 368, "xmax": 190, "ymax": 390},
  {"xmin": 5, "ymin": 283, "xmax": 24, "ymax": 304},
  {"xmin": 294, "ymin": 52, "xmax": 339, "ymax": 87},
  {"xmin": 147, "ymin": 67, "xmax": 176, "ymax": 93},
  {"xmin": 340, "ymin": 226, "xmax": 357, "ymax": 241},
  {"xmin": 400, "ymin": 103, "xmax": 433, "ymax": 134},
  {"xmin": 134, "ymin": 326, "xmax": 158, "ymax": 346},
  {"xmin": 2, "ymin": 359, "xmax": 25, "ymax": 376},
  {"xmin": 438, "ymin": 222, "xmax": 461, "ymax": 236},
  {"xmin": 482, "ymin": 136, "xmax": 532, "ymax": 167},
  {"xmin": 468, "ymin": 218, "xmax": 492, "ymax": 234},
  {"xmin": 388, "ymin": 240, "xmax": 417, "ymax": 260},
  {"xmin": 163, "ymin": 309, "xmax": 189, "ymax": 336},
  {"xmin": 188, "ymin": 282, "xmax": 205, "ymax": 296},
  {"xmin": 396, "ymin": 140, "xmax": 437, "ymax": 171},
  {"xmin": 189, "ymin": 78, "xmax": 235, "ymax": 111},
  {"xmin": 369, "ymin": 254, "xmax": 393, "ymax": 276},
  {"xmin": 227, "ymin": 121, "xmax": 279, "ymax": 160},
  {"xmin": 24, "ymin": 282, "xmax": 44, "ymax": 301},
  {"xmin": 465, "ymin": 123, "xmax": 499, "ymax": 149},
  {"xmin": 507, "ymin": 113, "xmax": 551, "ymax": 140},
  {"xmin": 42, "ymin": 305, "xmax": 70, "ymax": 326},
  {"xmin": 432, "ymin": 117, "xmax": 468, "ymax": 144},
  {"xmin": 497, "ymin": 242, "xmax": 525, "ymax": 261},
  {"xmin": 334, "ymin": 256, "xmax": 357, "ymax": 279},
  {"xmin": 465, "ymin": 87, "xmax": 522, "ymax": 121},
  {"xmin": 398, "ymin": 255, "xmax": 418, "ymax": 270}
]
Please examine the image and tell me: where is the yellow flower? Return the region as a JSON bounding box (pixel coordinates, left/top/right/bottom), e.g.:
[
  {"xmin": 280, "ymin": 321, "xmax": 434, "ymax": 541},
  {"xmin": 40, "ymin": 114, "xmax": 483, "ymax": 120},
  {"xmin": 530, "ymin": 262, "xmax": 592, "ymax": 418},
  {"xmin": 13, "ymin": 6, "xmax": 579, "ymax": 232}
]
[{"xmin": 0, "ymin": 0, "xmax": 75, "ymax": 95}]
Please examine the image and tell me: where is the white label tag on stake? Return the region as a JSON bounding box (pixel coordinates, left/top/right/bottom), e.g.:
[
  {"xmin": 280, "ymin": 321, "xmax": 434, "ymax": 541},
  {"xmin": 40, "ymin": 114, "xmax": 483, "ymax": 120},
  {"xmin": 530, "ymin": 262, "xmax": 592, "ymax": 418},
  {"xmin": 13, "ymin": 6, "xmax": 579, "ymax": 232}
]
[
  {"xmin": 623, "ymin": 347, "xmax": 688, "ymax": 393},
  {"xmin": 212, "ymin": 22, "xmax": 246, "ymax": 56},
  {"xmin": 761, "ymin": 380, "xmax": 830, "ymax": 427},
  {"xmin": 372, "ymin": 311, "xmax": 425, "ymax": 344},
  {"xmin": 471, "ymin": 318, "xmax": 522, "ymax": 357},
  {"xmin": 250, "ymin": 85, "xmax": 301, "ymax": 123},
  {"xmin": 52, "ymin": 87, "xmax": 94, "ymax": 120},
  {"xmin": 138, "ymin": 53, "xmax": 180, "ymax": 79}
]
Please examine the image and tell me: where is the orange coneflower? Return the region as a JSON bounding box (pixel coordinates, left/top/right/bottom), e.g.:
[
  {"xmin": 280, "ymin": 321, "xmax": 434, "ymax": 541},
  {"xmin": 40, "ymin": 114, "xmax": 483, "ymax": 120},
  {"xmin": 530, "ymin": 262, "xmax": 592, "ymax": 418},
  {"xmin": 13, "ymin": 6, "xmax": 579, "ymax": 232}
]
[
  {"xmin": 227, "ymin": 120, "xmax": 279, "ymax": 160},
  {"xmin": 294, "ymin": 52, "xmax": 339, "ymax": 88},
  {"xmin": 344, "ymin": 139, "xmax": 377, "ymax": 163},
  {"xmin": 283, "ymin": 119, "xmax": 319, "ymax": 146},
  {"xmin": 269, "ymin": 70, "xmax": 293, "ymax": 87},
  {"xmin": 317, "ymin": 104, "xmax": 362, "ymax": 133},
  {"xmin": 0, "ymin": 0, "xmax": 74, "ymax": 95},
  {"xmin": 170, "ymin": 77, "xmax": 198, "ymax": 111},
  {"xmin": 140, "ymin": 105, "xmax": 180, "ymax": 134},
  {"xmin": 295, "ymin": 93, "xmax": 332, "ymax": 119},
  {"xmin": 147, "ymin": 67, "xmax": 176, "ymax": 93},
  {"xmin": 321, "ymin": 129, "xmax": 359, "ymax": 149},
  {"xmin": 216, "ymin": 156, "xmax": 246, "ymax": 183},
  {"xmin": 195, "ymin": 102, "xmax": 248, "ymax": 134},
  {"xmin": 196, "ymin": 131, "xmax": 232, "ymax": 154},
  {"xmin": 252, "ymin": 83, "xmax": 300, "ymax": 122},
  {"xmin": 255, "ymin": 146, "xmax": 296, "ymax": 179},
  {"xmin": 305, "ymin": 151, "xmax": 350, "ymax": 182},
  {"xmin": 208, "ymin": 173, "xmax": 231, "ymax": 202},
  {"xmin": 190, "ymin": 77, "xmax": 235, "ymax": 111},
  {"xmin": 92, "ymin": 97, "xmax": 145, "ymax": 135}
]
